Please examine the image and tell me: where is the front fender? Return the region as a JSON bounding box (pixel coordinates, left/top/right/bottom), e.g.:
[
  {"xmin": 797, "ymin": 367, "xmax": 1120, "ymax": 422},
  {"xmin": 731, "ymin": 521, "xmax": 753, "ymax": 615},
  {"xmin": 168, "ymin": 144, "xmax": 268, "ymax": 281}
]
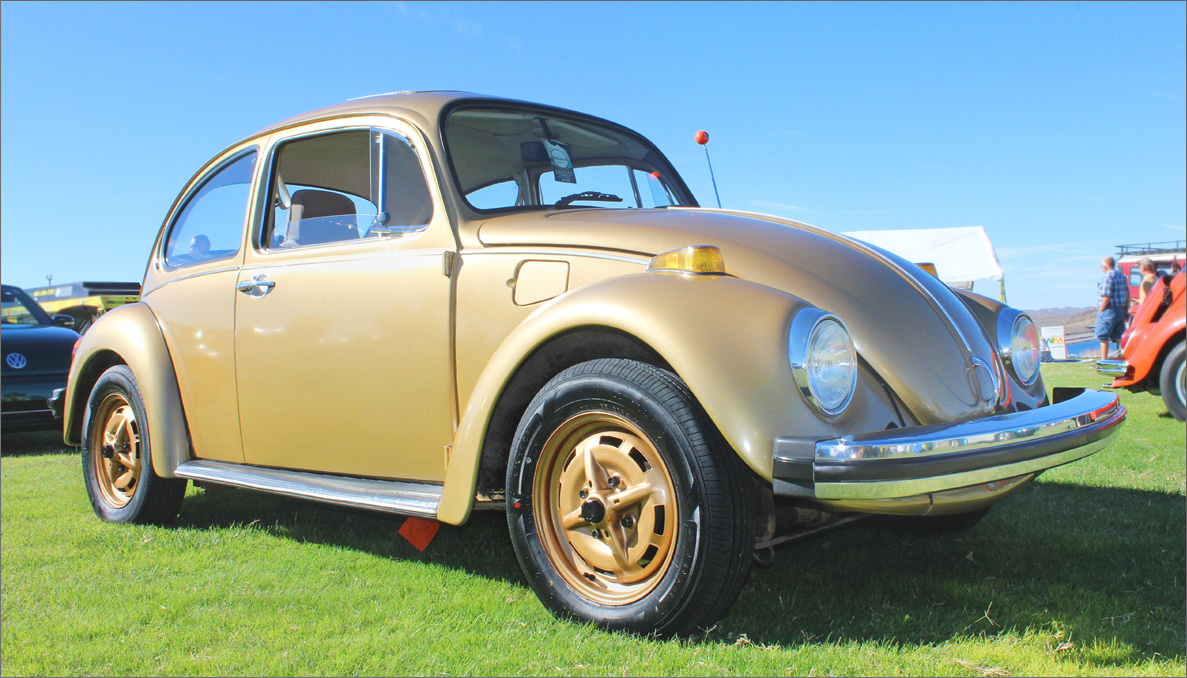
[
  {"xmin": 437, "ymin": 272, "xmax": 899, "ymax": 524},
  {"xmin": 64, "ymin": 303, "xmax": 190, "ymax": 478}
]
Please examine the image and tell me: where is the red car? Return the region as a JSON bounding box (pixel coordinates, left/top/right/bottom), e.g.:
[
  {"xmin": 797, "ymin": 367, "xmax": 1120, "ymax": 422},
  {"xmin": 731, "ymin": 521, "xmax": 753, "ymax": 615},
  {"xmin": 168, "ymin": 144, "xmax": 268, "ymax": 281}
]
[{"xmin": 1098, "ymin": 272, "xmax": 1185, "ymax": 421}]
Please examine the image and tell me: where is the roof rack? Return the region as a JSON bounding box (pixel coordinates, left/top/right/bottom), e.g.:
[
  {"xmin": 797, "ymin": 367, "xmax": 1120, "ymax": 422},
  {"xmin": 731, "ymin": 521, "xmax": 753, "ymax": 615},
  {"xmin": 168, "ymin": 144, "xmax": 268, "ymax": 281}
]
[{"xmin": 1114, "ymin": 240, "xmax": 1185, "ymax": 258}]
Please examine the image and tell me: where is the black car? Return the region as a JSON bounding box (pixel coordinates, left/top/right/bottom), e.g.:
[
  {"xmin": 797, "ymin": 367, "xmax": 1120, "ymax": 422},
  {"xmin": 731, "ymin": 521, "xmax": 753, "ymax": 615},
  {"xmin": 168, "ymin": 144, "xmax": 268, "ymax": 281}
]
[{"xmin": 2, "ymin": 284, "xmax": 79, "ymax": 432}]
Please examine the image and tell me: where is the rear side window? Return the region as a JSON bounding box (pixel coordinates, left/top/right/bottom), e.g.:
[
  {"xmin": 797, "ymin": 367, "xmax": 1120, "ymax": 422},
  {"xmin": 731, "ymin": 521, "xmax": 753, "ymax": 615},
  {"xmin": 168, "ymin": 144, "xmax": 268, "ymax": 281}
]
[{"xmin": 163, "ymin": 151, "xmax": 258, "ymax": 268}]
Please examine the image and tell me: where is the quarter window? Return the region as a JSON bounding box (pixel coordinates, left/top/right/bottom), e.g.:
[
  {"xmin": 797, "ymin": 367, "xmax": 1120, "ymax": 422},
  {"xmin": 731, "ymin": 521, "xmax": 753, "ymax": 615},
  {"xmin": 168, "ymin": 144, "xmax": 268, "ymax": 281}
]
[
  {"xmin": 163, "ymin": 151, "xmax": 257, "ymax": 268},
  {"xmin": 263, "ymin": 128, "xmax": 433, "ymax": 250}
]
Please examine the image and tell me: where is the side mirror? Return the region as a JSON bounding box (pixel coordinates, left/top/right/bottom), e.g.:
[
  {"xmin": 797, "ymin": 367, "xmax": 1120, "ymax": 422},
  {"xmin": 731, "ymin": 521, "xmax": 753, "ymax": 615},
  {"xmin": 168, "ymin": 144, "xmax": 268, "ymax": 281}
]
[{"xmin": 53, "ymin": 314, "xmax": 76, "ymax": 329}]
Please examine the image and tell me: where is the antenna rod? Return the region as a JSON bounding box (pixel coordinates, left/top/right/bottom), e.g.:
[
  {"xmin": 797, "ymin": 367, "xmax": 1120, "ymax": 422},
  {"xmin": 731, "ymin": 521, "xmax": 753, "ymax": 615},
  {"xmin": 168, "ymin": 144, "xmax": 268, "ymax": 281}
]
[{"xmin": 695, "ymin": 130, "xmax": 721, "ymax": 208}]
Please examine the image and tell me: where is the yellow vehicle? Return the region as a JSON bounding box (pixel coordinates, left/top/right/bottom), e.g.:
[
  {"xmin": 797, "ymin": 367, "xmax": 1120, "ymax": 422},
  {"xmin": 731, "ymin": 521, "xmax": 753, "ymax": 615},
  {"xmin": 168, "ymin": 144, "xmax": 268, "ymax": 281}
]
[
  {"xmin": 26, "ymin": 282, "xmax": 140, "ymax": 334},
  {"xmin": 54, "ymin": 92, "xmax": 1126, "ymax": 635}
]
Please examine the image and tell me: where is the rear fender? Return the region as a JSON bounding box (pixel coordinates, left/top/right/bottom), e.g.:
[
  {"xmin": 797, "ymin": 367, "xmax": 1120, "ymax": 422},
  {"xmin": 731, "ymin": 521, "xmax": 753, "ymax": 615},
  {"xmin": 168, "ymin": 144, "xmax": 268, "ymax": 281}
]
[{"xmin": 64, "ymin": 303, "xmax": 190, "ymax": 478}]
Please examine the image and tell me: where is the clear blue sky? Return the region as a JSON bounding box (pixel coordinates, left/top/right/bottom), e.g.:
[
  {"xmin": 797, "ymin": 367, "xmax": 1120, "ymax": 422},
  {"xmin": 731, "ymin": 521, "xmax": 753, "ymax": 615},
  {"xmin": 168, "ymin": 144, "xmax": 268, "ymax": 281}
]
[{"xmin": 2, "ymin": 1, "xmax": 1184, "ymax": 310}]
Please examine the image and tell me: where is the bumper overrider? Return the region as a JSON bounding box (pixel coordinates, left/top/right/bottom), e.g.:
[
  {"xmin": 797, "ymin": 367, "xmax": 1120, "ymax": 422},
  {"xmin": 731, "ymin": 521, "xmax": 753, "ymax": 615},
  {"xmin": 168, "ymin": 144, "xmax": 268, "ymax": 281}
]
[
  {"xmin": 773, "ymin": 388, "xmax": 1125, "ymax": 513},
  {"xmin": 48, "ymin": 388, "xmax": 66, "ymax": 420},
  {"xmin": 1095, "ymin": 359, "xmax": 1130, "ymax": 378}
]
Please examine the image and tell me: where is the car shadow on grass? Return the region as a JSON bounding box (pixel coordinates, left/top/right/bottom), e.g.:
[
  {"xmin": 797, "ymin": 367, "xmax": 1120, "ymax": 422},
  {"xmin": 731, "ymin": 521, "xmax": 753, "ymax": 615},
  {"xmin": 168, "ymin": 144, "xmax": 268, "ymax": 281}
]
[
  {"xmin": 173, "ymin": 480, "xmax": 1183, "ymax": 664},
  {"xmin": 178, "ymin": 485, "xmax": 525, "ymax": 585},
  {"xmin": 721, "ymin": 480, "xmax": 1185, "ymax": 664}
]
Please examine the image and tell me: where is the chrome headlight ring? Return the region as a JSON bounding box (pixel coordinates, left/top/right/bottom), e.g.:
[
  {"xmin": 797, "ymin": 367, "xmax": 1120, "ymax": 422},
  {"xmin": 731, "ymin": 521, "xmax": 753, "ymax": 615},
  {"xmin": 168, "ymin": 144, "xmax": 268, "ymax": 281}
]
[
  {"xmin": 996, "ymin": 308, "xmax": 1040, "ymax": 386},
  {"xmin": 789, "ymin": 309, "xmax": 858, "ymax": 417}
]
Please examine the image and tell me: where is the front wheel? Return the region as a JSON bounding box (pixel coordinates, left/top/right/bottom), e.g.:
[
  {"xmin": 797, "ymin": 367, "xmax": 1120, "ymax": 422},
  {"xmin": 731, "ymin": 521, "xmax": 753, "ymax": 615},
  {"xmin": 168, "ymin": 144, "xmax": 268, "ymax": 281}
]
[
  {"xmin": 506, "ymin": 359, "xmax": 754, "ymax": 636},
  {"xmin": 81, "ymin": 365, "xmax": 187, "ymax": 524},
  {"xmin": 1160, "ymin": 341, "xmax": 1186, "ymax": 422}
]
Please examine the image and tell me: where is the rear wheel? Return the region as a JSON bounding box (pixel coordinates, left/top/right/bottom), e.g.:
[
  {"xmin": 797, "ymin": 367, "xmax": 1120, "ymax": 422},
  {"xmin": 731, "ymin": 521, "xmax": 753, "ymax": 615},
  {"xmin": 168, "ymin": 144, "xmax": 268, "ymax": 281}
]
[
  {"xmin": 81, "ymin": 365, "xmax": 187, "ymax": 524},
  {"xmin": 506, "ymin": 359, "xmax": 754, "ymax": 636},
  {"xmin": 1160, "ymin": 341, "xmax": 1186, "ymax": 422}
]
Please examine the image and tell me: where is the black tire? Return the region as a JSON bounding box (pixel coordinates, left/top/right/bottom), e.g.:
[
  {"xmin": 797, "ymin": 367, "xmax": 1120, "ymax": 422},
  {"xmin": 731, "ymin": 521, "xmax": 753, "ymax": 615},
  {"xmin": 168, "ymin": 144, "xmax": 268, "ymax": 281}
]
[
  {"xmin": 81, "ymin": 365, "xmax": 187, "ymax": 524},
  {"xmin": 1159, "ymin": 341, "xmax": 1186, "ymax": 422},
  {"xmin": 872, "ymin": 507, "xmax": 990, "ymax": 535},
  {"xmin": 506, "ymin": 358, "xmax": 754, "ymax": 636}
]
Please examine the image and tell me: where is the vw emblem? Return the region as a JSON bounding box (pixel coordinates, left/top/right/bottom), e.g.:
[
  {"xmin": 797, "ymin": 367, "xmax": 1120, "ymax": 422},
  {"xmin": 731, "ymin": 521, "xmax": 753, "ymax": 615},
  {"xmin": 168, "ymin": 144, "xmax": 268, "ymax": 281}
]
[{"xmin": 6, "ymin": 352, "xmax": 28, "ymax": 369}]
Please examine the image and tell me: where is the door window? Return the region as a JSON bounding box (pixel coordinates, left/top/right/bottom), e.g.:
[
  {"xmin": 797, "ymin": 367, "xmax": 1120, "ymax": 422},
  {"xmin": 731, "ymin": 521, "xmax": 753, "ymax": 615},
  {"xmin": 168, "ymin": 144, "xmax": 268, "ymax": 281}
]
[{"xmin": 263, "ymin": 129, "xmax": 433, "ymax": 250}]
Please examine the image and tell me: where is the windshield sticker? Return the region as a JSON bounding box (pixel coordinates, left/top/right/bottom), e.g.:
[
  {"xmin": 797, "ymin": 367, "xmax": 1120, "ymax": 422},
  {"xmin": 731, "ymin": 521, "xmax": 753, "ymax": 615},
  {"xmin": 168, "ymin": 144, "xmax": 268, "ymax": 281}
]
[{"xmin": 540, "ymin": 139, "xmax": 576, "ymax": 184}]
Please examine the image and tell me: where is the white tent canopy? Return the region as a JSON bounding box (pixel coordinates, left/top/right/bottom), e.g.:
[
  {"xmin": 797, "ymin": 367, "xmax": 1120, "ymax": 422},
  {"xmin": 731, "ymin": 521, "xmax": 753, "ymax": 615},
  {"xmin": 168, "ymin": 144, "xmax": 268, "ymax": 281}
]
[{"xmin": 841, "ymin": 226, "xmax": 1005, "ymax": 298}]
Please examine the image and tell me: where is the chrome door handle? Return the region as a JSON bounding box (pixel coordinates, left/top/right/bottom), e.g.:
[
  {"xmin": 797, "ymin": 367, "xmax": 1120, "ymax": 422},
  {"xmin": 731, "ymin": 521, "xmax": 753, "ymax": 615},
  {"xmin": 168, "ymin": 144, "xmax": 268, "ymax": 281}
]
[{"xmin": 237, "ymin": 275, "xmax": 276, "ymax": 297}]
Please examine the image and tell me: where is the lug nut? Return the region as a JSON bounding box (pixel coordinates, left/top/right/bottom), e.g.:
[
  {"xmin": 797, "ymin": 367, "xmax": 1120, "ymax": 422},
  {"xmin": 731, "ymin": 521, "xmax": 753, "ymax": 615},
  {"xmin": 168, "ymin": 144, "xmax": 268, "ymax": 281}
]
[
  {"xmin": 608, "ymin": 476, "xmax": 621, "ymax": 488},
  {"xmin": 621, "ymin": 515, "xmax": 635, "ymax": 529},
  {"xmin": 579, "ymin": 489, "xmax": 587, "ymax": 499}
]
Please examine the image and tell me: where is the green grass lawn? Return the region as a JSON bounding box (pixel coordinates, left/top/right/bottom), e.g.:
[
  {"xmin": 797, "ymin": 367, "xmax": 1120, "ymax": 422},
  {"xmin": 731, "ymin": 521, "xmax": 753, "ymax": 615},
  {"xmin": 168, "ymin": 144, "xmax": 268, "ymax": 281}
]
[{"xmin": 2, "ymin": 362, "xmax": 1183, "ymax": 676}]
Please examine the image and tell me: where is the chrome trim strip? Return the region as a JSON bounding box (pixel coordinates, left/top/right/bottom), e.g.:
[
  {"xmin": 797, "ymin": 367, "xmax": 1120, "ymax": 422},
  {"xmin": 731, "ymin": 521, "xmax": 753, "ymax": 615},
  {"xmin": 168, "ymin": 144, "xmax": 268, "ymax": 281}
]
[
  {"xmin": 809, "ymin": 389, "xmax": 1122, "ymax": 462},
  {"xmin": 238, "ymin": 248, "xmax": 447, "ymax": 274},
  {"xmin": 466, "ymin": 246, "xmax": 648, "ymax": 266},
  {"xmin": 175, "ymin": 460, "xmax": 442, "ymax": 517},
  {"xmin": 1096, "ymin": 359, "xmax": 1129, "ymax": 377},
  {"xmin": 142, "ymin": 267, "xmax": 240, "ymax": 297}
]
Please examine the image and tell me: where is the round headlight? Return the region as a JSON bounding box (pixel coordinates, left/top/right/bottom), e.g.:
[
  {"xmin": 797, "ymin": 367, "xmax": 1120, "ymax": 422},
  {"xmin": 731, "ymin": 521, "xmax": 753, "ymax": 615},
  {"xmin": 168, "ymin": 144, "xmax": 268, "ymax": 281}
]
[
  {"xmin": 790, "ymin": 311, "xmax": 857, "ymax": 416},
  {"xmin": 997, "ymin": 308, "xmax": 1040, "ymax": 386},
  {"xmin": 1009, "ymin": 314, "xmax": 1040, "ymax": 385}
]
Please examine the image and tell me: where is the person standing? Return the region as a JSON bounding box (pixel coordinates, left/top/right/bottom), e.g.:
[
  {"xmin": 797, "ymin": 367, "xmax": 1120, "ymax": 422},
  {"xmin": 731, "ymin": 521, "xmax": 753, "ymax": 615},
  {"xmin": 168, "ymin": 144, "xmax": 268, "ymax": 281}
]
[
  {"xmin": 1132, "ymin": 257, "xmax": 1158, "ymax": 308},
  {"xmin": 1096, "ymin": 256, "xmax": 1129, "ymax": 359}
]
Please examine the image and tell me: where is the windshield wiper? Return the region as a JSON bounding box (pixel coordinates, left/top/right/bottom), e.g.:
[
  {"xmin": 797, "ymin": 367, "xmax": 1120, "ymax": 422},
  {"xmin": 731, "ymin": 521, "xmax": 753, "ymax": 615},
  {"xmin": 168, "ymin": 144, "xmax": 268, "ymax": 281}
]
[{"xmin": 553, "ymin": 191, "xmax": 623, "ymax": 208}]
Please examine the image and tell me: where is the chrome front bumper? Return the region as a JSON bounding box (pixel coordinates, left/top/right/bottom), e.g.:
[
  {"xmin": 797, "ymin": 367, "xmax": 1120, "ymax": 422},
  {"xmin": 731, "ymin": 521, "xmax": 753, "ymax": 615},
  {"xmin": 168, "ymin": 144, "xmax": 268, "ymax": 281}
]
[{"xmin": 773, "ymin": 389, "xmax": 1125, "ymax": 506}]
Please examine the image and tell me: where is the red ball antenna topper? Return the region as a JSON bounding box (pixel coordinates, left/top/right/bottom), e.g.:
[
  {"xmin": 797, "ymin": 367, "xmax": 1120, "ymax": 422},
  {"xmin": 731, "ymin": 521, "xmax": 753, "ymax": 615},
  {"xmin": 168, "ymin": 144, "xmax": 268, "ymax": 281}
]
[{"xmin": 696, "ymin": 130, "xmax": 721, "ymax": 207}]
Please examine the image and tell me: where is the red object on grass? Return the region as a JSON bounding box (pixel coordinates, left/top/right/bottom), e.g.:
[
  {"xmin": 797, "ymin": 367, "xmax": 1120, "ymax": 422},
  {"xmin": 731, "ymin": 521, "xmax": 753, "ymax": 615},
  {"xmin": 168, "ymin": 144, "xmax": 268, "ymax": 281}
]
[
  {"xmin": 399, "ymin": 516, "xmax": 440, "ymax": 552},
  {"xmin": 695, "ymin": 130, "xmax": 709, "ymax": 145}
]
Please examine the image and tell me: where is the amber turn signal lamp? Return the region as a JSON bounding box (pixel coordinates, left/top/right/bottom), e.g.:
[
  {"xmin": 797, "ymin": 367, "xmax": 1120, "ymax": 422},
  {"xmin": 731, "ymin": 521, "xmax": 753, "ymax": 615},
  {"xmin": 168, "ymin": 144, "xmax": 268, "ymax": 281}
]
[
  {"xmin": 916, "ymin": 262, "xmax": 938, "ymax": 278},
  {"xmin": 647, "ymin": 246, "xmax": 726, "ymax": 275}
]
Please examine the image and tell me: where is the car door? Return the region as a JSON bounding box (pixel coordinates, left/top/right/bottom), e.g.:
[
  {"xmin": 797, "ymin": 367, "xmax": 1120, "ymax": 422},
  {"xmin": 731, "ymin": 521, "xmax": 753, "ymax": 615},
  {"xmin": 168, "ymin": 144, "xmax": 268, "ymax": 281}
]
[
  {"xmin": 233, "ymin": 120, "xmax": 456, "ymax": 482},
  {"xmin": 142, "ymin": 146, "xmax": 261, "ymax": 464}
]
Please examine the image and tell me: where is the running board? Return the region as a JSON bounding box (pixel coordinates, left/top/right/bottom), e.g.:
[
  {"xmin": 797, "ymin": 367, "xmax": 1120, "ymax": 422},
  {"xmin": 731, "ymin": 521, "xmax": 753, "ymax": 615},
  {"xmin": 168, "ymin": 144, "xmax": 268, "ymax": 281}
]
[{"xmin": 174, "ymin": 460, "xmax": 441, "ymax": 518}]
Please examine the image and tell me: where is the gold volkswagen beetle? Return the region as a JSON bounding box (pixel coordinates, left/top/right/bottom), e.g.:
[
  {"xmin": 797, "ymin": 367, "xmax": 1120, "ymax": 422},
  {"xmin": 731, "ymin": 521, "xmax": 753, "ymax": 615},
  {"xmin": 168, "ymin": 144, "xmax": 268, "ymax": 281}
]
[{"xmin": 54, "ymin": 92, "xmax": 1126, "ymax": 635}]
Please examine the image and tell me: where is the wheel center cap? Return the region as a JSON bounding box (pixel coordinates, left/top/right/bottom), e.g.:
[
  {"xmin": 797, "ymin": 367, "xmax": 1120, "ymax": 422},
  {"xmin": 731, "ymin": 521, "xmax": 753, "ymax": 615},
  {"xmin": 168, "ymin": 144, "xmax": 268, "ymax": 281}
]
[{"xmin": 580, "ymin": 498, "xmax": 606, "ymax": 525}]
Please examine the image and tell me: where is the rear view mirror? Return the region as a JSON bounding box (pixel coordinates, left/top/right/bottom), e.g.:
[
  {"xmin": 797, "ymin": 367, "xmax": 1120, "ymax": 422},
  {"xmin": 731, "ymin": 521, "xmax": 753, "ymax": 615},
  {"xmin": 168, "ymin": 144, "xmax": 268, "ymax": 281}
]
[{"xmin": 53, "ymin": 314, "xmax": 75, "ymax": 329}]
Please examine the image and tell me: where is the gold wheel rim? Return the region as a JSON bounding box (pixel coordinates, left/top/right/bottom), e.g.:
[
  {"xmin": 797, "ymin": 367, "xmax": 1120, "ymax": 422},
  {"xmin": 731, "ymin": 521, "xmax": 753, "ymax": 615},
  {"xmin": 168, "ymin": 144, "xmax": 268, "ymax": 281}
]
[
  {"xmin": 533, "ymin": 411, "xmax": 678, "ymax": 606},
  {"xmin": 90, "ymin": 393, "xmax": 142, "ymax": 509}
]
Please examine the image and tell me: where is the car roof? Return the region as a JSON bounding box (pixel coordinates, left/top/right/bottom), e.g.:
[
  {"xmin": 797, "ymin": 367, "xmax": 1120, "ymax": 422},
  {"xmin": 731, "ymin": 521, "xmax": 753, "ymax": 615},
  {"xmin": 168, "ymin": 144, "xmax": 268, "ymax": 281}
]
[{"xmin": 254, "ymin": 90, "xmax": 539, "ymax": 138}]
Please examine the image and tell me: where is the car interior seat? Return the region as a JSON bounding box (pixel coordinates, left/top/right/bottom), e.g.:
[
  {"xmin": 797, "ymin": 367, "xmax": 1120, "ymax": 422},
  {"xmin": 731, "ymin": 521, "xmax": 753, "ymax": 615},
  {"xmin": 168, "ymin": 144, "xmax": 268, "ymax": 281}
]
[{"xmin": 288, "ymin": 190, "xmax": 359, "ymax": 245}]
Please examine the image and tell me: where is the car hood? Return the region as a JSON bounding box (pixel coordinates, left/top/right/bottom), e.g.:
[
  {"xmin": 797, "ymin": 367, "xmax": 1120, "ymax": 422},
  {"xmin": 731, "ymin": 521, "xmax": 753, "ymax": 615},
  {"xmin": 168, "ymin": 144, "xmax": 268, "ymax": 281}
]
[
  {"xmin": 1, "ymin": 325, "xmax": 79, "ymax": 377},
  {"xmin": 478, "ymin": 208, "xmax": 1003, "ymax": 425}
]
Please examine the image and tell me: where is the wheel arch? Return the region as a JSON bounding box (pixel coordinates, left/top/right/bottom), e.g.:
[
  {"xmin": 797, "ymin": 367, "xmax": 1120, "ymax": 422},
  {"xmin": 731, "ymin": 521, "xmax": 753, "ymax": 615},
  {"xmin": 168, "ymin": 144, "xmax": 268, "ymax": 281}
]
[
  {"xmin": 471, "ymin": 325, "xmax": 671, "ymax": 503},
  {"xmin": 64, "ymin": 302, "xmax": 191, "ymax": 478},
  {"xmin": 436, "ymin": 272, "xmax": 817, "ymax": 525}
]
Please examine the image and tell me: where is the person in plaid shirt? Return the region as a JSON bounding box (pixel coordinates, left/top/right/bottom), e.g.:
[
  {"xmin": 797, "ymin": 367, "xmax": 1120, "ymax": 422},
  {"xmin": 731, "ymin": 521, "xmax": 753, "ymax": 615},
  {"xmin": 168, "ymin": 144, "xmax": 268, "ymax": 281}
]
[{"xmin": 1096, "ymin": 255, "xmax": 1129, "ymax": 359}]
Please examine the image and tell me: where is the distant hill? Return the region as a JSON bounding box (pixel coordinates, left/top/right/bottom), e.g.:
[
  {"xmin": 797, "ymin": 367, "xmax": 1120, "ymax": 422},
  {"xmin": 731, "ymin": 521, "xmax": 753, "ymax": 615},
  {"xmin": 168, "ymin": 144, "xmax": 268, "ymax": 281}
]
[{"xmin": 1022, "ymin": 306, "xmax": 1097, "ymax": 335}]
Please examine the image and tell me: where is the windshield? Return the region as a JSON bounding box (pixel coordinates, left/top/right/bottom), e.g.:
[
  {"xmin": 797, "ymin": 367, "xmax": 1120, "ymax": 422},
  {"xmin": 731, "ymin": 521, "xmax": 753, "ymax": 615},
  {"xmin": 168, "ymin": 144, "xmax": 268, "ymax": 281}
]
[
  {"xmin": 1, "ymin": 285, "xmax": 54, "ymax": 327},
  {"xmin": 444, "ymin": 106, "xmax": 695, "ymax": 212}
]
